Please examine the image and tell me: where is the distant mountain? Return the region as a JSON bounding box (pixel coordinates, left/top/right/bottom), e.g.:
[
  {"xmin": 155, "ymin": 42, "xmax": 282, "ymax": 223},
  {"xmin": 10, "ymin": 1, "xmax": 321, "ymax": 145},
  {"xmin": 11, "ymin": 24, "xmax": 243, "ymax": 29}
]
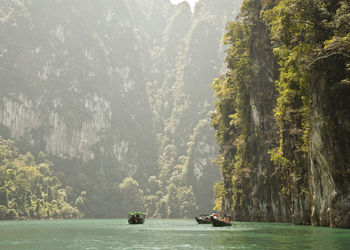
[{"xmin": 0, "ymin": 0, "xmax": 241, "ymax": 218}]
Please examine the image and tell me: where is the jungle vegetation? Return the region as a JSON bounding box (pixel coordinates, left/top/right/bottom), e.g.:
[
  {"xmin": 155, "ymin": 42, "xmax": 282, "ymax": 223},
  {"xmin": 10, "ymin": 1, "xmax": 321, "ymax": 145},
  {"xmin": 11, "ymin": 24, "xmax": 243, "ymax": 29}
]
[
  {"xmin": 0, "ymin": 137, "xmax": 83, "ymax": 219},
  {"xmin": 211, "ymin": 0, "xmax": 350, "ymax": 227}
]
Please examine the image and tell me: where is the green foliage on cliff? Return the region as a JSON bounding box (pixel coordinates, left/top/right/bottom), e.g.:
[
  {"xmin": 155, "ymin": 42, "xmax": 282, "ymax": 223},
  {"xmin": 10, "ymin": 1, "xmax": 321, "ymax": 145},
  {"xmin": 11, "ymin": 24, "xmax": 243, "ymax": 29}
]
[
  {"xmin": 0, "ymin": 137, "xmax": 82, "ymax": 219},
  {"xmin": 264, "ymin": 0, "xmax": 315, "ymax": 209},
  {"xmin": 266, "ymin": 0, "xmax": 350, "ymax": 219},
  {"xmin": 211, "ymin": 0, "xmax": 268, "ymax": 218},
  {"xmin": 212, "ymin": 0, "xmax": 350, "ymax": 226}
]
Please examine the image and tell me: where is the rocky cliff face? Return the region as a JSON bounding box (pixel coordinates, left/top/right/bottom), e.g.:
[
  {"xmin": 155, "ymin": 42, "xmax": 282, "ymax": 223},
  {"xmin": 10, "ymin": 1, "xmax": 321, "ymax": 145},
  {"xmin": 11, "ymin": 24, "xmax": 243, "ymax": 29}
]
[
  {"xmin": 243, "ymin": 17, "xmax": 291, "ymax": 222},
  {"xmin": 212, "ymin": 0, "xmax": 350, "ymax": 228},
  {"xmin": 219, "ymin": 5, "xmax": 291, "ymax": 222},
  {"xmin": 0, "ymin": 0, "xmax": 155, "ymax": 171},
  {"xmin": 309, "ymin": 62, "xmax": 350, "ymax": 228},
  {"xmin": 149, "ymin": 0, "xmax": 241, "ymax": 212},
  {"xmin": 0, "ymin": 0, "xmax": 242, "ymax": 217}
]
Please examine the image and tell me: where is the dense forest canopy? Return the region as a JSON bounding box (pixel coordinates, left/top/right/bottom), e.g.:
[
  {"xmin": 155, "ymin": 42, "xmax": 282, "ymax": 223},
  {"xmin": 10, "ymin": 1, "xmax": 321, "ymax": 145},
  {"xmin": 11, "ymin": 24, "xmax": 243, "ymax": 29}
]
[{"xmin": 0, "ymin": 136, "xmax": 82, "ymax": 219}]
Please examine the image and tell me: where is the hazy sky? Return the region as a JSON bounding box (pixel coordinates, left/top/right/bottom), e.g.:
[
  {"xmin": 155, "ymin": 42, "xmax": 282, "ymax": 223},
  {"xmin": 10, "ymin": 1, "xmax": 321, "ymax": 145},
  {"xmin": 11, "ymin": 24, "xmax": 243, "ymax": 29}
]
[{"xmin": 170, "ymin": 0, "xmax": 199, "ymax": 10}]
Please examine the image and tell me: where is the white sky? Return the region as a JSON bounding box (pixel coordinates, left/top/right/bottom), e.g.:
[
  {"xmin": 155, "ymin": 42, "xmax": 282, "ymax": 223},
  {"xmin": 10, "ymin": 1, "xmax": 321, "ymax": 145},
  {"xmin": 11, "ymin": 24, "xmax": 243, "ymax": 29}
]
[{"xmin": 170, "ymin": 0, "xmax": 199, "ymax": 10}]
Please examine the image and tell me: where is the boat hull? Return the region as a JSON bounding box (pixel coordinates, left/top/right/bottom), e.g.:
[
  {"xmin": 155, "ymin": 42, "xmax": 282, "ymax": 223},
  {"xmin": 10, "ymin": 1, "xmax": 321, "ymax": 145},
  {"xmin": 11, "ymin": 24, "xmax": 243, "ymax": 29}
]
[
  {"xmin": 128, "ymin": 217, "xmax": 144, "ymax": 224},
  {"xmin": 195, "ymin": 217, "xmax": 211, "ymax": 224},
  {"xmin": 212, "ymin": 217, "xmax": 232, "ymax": 227}
]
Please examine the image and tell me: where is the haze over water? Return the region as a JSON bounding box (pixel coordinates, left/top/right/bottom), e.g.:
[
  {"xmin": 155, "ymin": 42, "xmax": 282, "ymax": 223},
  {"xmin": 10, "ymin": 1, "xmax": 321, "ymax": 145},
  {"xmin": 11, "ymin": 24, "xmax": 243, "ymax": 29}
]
[{"xmin": 1, "ymin": 219, "xmax": 349, "ymax": 249}]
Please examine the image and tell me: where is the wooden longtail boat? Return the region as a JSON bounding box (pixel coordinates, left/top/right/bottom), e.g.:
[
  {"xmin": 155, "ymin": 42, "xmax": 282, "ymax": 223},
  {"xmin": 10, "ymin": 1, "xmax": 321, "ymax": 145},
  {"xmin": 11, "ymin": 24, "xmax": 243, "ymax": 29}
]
[{"xmin": 128, "ymin": 212, "xmax": 145, "ymax": 224}]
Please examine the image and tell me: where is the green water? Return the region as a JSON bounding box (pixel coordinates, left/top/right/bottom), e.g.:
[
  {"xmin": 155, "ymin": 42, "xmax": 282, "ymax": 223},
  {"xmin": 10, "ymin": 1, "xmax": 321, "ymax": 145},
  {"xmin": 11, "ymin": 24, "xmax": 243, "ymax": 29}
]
[{"xmin": 0, "ymin": 219, "xmax": 349, "ymax": 249}]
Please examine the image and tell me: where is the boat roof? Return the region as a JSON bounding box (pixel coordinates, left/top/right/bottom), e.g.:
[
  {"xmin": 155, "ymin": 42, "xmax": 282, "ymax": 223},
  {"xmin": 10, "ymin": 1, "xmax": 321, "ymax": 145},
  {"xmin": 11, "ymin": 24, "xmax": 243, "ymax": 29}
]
[{"xmin": 128, "ymin": 212, "xmax": 145, "ymax": 215}]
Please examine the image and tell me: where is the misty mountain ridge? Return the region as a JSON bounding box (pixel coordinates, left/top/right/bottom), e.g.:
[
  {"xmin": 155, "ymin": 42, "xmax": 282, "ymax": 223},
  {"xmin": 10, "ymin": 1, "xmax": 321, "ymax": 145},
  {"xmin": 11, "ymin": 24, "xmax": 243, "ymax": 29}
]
[{"xmin": 0, "ymin": 0, "xmax": 242, "ymax": 218}]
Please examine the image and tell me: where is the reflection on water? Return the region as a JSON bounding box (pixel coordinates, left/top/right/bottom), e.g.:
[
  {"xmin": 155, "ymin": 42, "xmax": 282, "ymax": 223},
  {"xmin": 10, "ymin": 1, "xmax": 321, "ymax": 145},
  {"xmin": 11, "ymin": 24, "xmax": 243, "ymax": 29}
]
[{"xmin": 0, "ymin": 219, "xmax": 349, "ymax": 249}]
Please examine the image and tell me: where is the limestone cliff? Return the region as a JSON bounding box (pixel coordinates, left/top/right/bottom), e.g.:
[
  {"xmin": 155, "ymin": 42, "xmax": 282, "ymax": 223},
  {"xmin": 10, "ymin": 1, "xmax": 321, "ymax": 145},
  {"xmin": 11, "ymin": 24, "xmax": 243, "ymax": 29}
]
[
  {"xmin": 309, "ymin": 62, "xmax": 350, "ymax": 228},
  {"xmin": 212, "ymin": 1, "xmax": 290, "ymax": 222},
  {"xmin": 212, "ymin": 0, "xmax": 350, "ymax": 228},
  {"xmin": 0, "ymin": 0, "xmax": 242, "ymax": 217},
  {"xmin": 242, "ymin": 13, "xmax": 290, "ymax": 222}
]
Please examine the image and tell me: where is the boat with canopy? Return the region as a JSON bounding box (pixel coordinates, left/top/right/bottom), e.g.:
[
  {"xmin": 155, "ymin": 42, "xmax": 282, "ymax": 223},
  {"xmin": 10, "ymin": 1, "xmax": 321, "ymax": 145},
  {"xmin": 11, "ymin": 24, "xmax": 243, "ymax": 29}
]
[{"xmin": 128, "ymin": 212, "xmax": 145, "ymax": 224}]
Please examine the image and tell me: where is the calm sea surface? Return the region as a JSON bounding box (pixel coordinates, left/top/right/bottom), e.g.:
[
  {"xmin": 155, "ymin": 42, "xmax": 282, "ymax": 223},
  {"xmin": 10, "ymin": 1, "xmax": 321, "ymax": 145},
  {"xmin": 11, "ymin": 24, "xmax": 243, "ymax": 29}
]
[{"xmin": 0, "ymin": 219, "xmax": 349, "ymax": 249}]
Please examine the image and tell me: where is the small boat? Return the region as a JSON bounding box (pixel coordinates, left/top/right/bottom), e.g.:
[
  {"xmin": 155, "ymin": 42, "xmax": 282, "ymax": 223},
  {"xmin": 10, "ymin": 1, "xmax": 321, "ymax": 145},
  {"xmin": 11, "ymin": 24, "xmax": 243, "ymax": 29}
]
[
  {"xmin": 212, "ymin": 217, "xmax": 232, "ymax": 227},
  {"xmin": 128, "ymin": 212, "xmax": 145, "ymax": 224},
  {"xmin": 195, "ymin": 214, "xmax": 212, "ymax": 224}
]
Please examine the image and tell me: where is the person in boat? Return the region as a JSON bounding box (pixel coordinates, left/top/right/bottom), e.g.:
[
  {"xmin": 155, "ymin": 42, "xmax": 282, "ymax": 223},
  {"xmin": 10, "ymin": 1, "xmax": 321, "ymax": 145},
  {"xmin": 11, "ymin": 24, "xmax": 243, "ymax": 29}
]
[
  {"xmin": 211, "ymin": 212, "xmax": 218, "ymax": 220},
  {"xmin": 224, "ymin": 217, "xmax": 230, "ymax": 223}
]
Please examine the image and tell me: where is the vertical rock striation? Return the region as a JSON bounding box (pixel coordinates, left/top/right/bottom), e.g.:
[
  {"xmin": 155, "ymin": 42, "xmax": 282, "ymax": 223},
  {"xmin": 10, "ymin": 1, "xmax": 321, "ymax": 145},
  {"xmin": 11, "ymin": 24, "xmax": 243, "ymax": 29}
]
[
  {"xmin": 245, "ymin": 12, "xmax": 291, "ymax": 222},
  {"xmin": 309, "ymin": 62, "xmax": 350, "ymax": 228}
]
